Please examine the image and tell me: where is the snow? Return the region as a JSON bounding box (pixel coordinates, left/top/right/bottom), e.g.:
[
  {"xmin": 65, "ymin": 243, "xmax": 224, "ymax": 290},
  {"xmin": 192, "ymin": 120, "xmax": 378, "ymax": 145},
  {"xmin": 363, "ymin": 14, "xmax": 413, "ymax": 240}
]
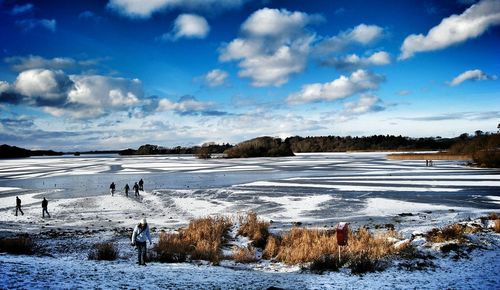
[{"xmin": 0, "ymin": 152, "xmax": 499, "ymax": 288}]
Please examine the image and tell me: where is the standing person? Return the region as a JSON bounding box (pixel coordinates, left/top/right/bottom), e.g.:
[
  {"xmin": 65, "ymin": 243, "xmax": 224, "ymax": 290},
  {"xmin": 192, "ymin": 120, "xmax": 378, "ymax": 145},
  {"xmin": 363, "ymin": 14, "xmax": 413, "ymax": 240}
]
[
  {"xmin": 42, "ymin": 197, "xmax": 50, "ymax": 218},
  {"xmin": 15, "ymin": 196, "xmax": 24, "ymax": 216},
  {"xmin": 133, "ymin": 182, "xmax": 139, "ymax": 197},
  {"xmin": 110, "ymin": 182, "xmax": 116, "ymax": 196},
  {"xmin": 138, "ymin": 179, "xmax": 144, "ymax": 191},
  {"xmin": 124, "ymin": 184, "xmax": 130, "ymax": 197},
  {"xmin": 131, "ymin": 218, "xmax": 152, "ymax": 266}
]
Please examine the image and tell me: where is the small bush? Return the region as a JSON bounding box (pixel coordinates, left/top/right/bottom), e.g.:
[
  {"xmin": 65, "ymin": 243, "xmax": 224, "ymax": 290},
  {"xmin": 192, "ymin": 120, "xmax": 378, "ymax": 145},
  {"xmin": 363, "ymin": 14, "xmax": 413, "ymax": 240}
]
[
  {"xmin": 238, "ymin": 212, "xmax": 270, "ymax": 248},
  {"xmin": 310, "ymin": 254, "xmax": 344, "ymax": 273},
  {"xmin": 153, "ymin": 232, "xmax": 189, "ymax": 263},
  {"xmin": 88, "ymin": 242, "xmax": 118, "ymax": 261},
  {"xmin": 495, "ymin": 219, "xmax": 500, "ymax": 233},
  {"xmin": 426, "ymin": 224, "xmax": 467, "ymax": 243},
  {"xmin": 232, "ymin": 245, "xmax": 257, "ymax": 263},
  {"xmin": 0, "ymin": 235, "xmax": 35, "ymax": 255},
  {"xmin": 181, "ymin": 216, "xmax": 232, "ymax": 264},
  {"xmin": 348, "ymin": 251, "xmax": 384, "ymax": 275},
  {"xmin": 263, "ymin": 234, "xmax": 281, "ymax": 259}
]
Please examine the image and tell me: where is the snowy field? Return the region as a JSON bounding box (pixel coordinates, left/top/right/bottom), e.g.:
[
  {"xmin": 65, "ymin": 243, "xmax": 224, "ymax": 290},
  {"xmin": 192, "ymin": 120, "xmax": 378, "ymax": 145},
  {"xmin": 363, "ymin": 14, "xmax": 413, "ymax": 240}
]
[{"xmin": 1, "ymin": 152, "xmax": 499, "ymax": 289}]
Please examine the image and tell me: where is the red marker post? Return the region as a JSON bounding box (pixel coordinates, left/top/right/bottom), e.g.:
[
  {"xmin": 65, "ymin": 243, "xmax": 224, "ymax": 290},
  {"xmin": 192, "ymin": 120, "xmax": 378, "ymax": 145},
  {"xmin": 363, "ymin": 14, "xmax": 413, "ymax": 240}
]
[{"xmin": 336, "ymin": 222, "xmax": 349, "ymax": 262}]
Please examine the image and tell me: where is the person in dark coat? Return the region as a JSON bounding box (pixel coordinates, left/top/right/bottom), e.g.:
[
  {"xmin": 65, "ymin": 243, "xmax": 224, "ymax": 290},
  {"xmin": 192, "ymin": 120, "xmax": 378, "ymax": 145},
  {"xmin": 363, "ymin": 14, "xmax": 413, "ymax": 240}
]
[
  {"xmin": 42, "ymin": 197, "xmax": 50, "ymax": 218},
  {"xmin": 138, "ymin": 179, "xmax": 144, "ymax": 191},
  {"xmin": 124, "ymin": 184, "xmax": 130, "ymax": 197},
  {"xmin": 133, "ymin": 182, "xmax": 139, "ymax": 197},
  {"xmin": 110, "ymin": 182, "xmax": 116, "ymax": 196},
  {"xmin": 15, "ymin": 196, "xmax": 24, "ymax": 216}
]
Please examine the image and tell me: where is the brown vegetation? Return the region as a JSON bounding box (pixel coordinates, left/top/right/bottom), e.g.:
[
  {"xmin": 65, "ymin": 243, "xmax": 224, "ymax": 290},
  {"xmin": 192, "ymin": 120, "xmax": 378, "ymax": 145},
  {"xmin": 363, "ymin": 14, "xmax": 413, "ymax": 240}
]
[
  {"xmin": 387, "ymin": 153, "xmax": 471, "ymax": 161},
  {"xmin": 425, "ymin": 223, "xmax": 481, "ymax": 243},
  {"xmin": 0, "ymin": 235, "xmax": 35, "ymax": 255},
  {"xmin": 88, "ymin": 242, "xmax": 118, "ymax": 261},
  {"xmin": 238, "ymin": 212, "xmax": 270, "ymax": 248},
  {"xmin": 232, "ymin": 245, "xmax": 257, "ymax": 263},
  {"xmin": 154, "ymin": 216, "xmax": 232, "ymax": 264}
]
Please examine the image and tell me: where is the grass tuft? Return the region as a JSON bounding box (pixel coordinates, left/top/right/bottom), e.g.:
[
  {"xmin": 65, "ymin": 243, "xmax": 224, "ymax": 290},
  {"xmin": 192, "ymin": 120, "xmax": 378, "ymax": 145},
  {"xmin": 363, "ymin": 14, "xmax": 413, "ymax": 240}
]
[
  {"xmin": 232, "ymin": 245, "xmax": 257, "ymax": 263},
  {"xmin": 88, "ymin": 242, "xmax": 118, "ymax": 261},
  {"xmin": 238, "ymin": 212, "xmax": 270, "ymax": 248},
  {"xmin": 0, "ymin": 235, "xmax": 35, "ymax": 255},
  {"xmin": 426, "ymin": 224, "xmax": 467, "ymax": 243},
  {"xmin": 153, "ymin": 216, "xmax": 232, "ymax": 264}
]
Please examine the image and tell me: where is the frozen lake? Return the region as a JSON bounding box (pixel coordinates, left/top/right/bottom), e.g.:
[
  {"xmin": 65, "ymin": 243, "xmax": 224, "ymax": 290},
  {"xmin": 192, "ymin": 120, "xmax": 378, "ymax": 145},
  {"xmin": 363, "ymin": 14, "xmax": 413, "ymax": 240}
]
[{"xmin": 1, "ymin": 152, "xmax": 499, "ymax": 232}]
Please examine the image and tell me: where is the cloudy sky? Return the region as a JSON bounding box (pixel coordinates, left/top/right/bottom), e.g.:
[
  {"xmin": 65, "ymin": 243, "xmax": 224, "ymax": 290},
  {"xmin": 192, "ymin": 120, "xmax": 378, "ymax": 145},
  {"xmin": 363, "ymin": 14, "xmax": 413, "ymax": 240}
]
[{"xmin": 0, "ymin": 0, "xmax": 499, "ymax": 151}]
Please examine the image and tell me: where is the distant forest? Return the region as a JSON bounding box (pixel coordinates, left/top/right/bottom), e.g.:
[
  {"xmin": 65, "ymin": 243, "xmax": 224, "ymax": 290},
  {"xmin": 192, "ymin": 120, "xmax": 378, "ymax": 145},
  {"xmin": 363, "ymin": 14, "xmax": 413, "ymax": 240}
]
[{"xmin": 2, "ymin": 131, "xmax": 498, "ymax": 163}]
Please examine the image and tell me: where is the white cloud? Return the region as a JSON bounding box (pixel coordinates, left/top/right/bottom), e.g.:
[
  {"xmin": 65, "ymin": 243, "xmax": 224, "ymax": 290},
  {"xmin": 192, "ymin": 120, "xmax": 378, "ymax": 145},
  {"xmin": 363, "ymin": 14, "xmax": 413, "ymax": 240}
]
[
  {"xmin": 5, "ymin": 55, "xmax": 76, "ymax": 72},
  {"xmin": 16, "ymin": 19, "xmax": 56, "ymax": 32},
  {"xmin": 157, "ymin": 95, "xmax": 213, "ymax": 113},
  {"xmin": 161, "ymin": 14, "xmax": 210, "ymax": 41},
  {"xmin": 0, "ymin": 81, "xmax": 10, "ymax": 93},
  {"xmin": 220, "ymin": 8, "xmax": 318, "ymax": 87},
  {"xmin": 68, "ymin": 75, "xmax": 143, "ymax": 108},
  {"xmin": 342, "ymin": 94, "xmax": 385, "ymax": 115},
  {"xmin": 14, "ymin": 69, "xmax": 73, "ymax": 104},
  {"xmin": 107, "ymin": 0, "xmax": 248, "ymax": 18},
  {"xmin": 314, "ymin": 24, "xmax": 384, "ymax": 56},
  {"xmin": 203, "ymin": 69, "xmax": 228, "ymax": 87},
  {"xmin": 287, "ymin": 69, "xmax": 384, "ymax": 104},
  {"xmin": 448, "ymin": 69, "xmax": 497, "ymax": 86},
  {"xmin": 11, "ymin": 3, "xmax": 34, "ymax": 15},
  {"xmin": 241, "ymin": 7, "xmax": 320, "ymax": 37},
  {"xmin": 321, "ymin": 51, "xmax": 390, "ymax": 71},
  {"xmin": 399, "ymin": 0, "xmax": 500, "ymax": 60}
]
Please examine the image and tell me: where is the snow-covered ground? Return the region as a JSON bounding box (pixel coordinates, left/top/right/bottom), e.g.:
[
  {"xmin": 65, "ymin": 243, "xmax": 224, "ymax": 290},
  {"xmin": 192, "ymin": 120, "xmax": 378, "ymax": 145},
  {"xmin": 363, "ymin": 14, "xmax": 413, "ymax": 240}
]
[{"xmin": 0, "ymin": 153, "xmax": 499, "ymax": 289}]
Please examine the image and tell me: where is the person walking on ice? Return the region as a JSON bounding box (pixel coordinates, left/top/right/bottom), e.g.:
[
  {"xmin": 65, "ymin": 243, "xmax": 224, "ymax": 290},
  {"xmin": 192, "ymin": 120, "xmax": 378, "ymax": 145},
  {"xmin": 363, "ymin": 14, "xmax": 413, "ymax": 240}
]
[
  {"xmin": 139, "ymin": 179, "xmax": 144, "ymax": 191},
  {"xmin": 42, "ymin": 197, "xmax": 50, "ymax": 218},
  {"xmin": 131, "ymin": 218, "xmax": 152, "ymax": 266},
  {"xmin": 133, "ymin": 182, "xmax": 139, "ymax": 197},
  {"xmin": 15, "ymin": 196, "xmax": 24, "ymax": 216},
  {"xmin": 124, "ymin": 183, "xmax": 130, "ymax": 197},
  {"xmin": 110, "ymin": 182, "xmax": 116, "ymax": 196}
]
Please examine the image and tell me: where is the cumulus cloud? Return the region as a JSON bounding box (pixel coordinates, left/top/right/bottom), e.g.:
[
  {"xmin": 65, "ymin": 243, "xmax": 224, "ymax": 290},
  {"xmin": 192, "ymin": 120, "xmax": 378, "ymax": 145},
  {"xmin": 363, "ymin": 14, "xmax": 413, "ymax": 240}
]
[
  {"xmin": 107, "ymin": 0, "xmax": 248, "ymax": 18},
  {"xmin": 314, "ymin": 24, "xmax": 384, "ymax": 56},
  {"xmin": 202, "ymin": 69, "xmax": 228, "ymax": 87},
  {"xmin": 399, "ymin": 0, "xmax": 500, "ymax": 60},
  {"xmin": 321, "ymin": 51, "xmax": 390, "ymax": 71},
  {"xmin": 157, "ymin": 95, "xmax": 226, "ymax": 116},
  {"xmin": 16, "ymin": 18, "xmax": 56, "ymax": 32},
  {"xmin": 160, "ymin": 14, "xmax": 210, "ymax": 41},
  {"xmin": 0, "ymin": 69, "xmax": 145, "ymax": 119},
  {"xmin": 287, "ymin": 69, "xmax": 384, "ymax": 104},
  {"xmin": 448, "ymin": 69, "xmax": 497, "ymax": 86},
  {"xmin": 342, "ymin": 94, "xmax": 385, "ymax": 115},
  {"xmin": 11, "ymin": 3, "xmax": 34, "ymax": 15},
  {"xmin": 220, "ymin": 8, "xmax": 320, "ymax": 87}
]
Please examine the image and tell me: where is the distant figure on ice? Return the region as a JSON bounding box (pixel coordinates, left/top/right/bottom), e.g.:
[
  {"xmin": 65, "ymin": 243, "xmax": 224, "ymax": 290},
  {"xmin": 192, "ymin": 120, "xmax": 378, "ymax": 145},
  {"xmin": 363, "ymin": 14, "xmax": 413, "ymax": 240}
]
[
  {"xmin": 42, "ymin": 197, "xmax": 50, "ymax": 218},
  {"xmin": 110, "ymin": 182, "xmax": 116, "ymax": 196},
  {"xmin": 131, "ymin": 218, "xmax": 152, "ymax": 266},
  {"xmin": 133, "ymin": 182, "xmax": 140, "ymax": 197},
  {"xmin": 15, "ymin": 196, "xmax": 24, "ymax": 216},
  {"xmin": 124, "ymin": 183, "xmax": 130, "ymax": 197},
  {"xmin": 139, "ymin": 179, "xmax": 144, "ymax": 191}
]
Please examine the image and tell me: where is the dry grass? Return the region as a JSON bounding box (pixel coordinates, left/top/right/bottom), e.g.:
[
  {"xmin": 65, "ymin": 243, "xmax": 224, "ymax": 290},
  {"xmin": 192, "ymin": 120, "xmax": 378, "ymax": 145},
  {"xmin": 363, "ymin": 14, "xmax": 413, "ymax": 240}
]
[
  {"xmin": 238, "ymin": 212, "xmax": 270, "ymax": 248},
  {"xmin": 88, "ymin": 242, "xmax": 118, "ymax": 261},
  {"xmin": 274, "ymin": 227, "xmax": 338, "ymax": 264},
  {"xmin": 0, "ymin": 235, "xmax": 35, "ymax": 255},
  {"xmin": 495, "ymin": 219, "xmax": 500, "ymax": 233},
  {"xmin": 154, "ymin": 216, "xmax": 232, "ymax": 264},
  {"xmin": 264, "ymin": 227, "xmax": 408, "ymax": 274},
  {"xmin": 232, "ymin": 245, "xmax": 257, "ymax": 263},
  {"xmin": 387, "ymin": 153, "xmax": 471, "ymax": 160},
  {"xmin": 424, "ymin": 223, "xmax": 482, "ymax": 243},
  {"xmin": 153, "ymin": 232, "xmax": 190, "ymax": 262}
]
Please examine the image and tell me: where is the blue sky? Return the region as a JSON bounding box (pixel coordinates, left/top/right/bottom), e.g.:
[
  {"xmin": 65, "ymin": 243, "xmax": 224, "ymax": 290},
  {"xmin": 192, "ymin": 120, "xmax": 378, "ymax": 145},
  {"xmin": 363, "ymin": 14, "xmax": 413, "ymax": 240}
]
[{"xmin": 0, "ymin": 0, "xmax": 499, "ymax": 151}]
